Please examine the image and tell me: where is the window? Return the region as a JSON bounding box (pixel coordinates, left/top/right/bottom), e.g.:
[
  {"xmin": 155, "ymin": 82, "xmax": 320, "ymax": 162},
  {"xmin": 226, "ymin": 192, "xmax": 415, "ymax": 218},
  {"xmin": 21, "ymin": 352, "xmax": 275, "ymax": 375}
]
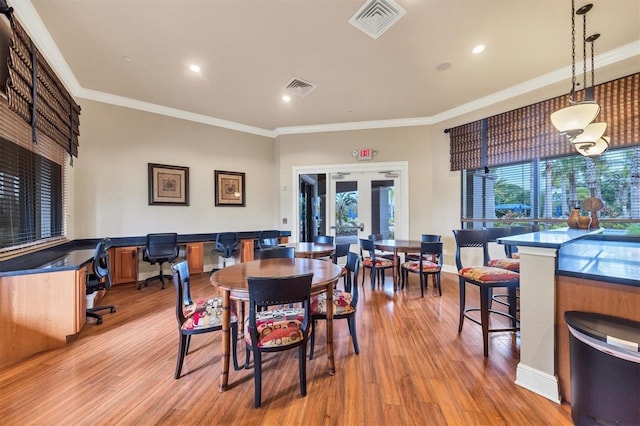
[
  {"xmin": 0, "ymin": 136, "xmax": 65, "ymax": 253},
  {"xmin": 462, "ymin": 146, "xmax": 640, "ymax": 231}
]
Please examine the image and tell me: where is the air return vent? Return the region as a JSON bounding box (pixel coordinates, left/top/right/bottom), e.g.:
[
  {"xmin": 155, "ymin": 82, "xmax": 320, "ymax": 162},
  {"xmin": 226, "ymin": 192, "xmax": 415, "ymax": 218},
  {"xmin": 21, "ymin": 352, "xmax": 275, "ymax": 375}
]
[
  {"xmin": 349, "ymin": 0, "xmax": 406, "ymax": 39},
  {"xmin": 284, "ymin": 77, "xmax": 316, "ymax": 97}
]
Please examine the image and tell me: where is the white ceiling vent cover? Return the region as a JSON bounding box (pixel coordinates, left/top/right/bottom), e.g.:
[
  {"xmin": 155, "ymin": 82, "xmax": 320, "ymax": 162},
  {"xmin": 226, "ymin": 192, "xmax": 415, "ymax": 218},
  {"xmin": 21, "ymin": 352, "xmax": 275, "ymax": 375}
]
[
  {"xmin": 349, "ymin": 0, "xmax": 407, "ymax": 40},
  {"xmin": 284, "ymin": 77, "xmax": 316, "ymax": 97}
]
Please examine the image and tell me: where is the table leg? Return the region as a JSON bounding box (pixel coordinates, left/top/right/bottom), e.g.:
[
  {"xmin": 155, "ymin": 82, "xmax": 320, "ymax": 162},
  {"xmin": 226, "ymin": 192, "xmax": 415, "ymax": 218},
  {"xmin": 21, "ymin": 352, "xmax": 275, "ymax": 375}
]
[
  {"xmin": 326, "ymin": 283, "xmax": 335, "ymax": 375},
  {"xmin": 393, "ymin": 248, "xmax": 399, "ymax": 291},
  {"xmin": 219, "ymin": 290, "xmax": 231, "ymax": 392}
]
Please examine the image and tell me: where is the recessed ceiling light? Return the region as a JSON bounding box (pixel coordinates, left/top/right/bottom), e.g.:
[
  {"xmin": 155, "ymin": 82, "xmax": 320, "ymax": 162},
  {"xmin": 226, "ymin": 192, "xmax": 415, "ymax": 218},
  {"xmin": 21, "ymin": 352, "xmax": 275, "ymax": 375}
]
[
  {"xmin": 189, "ymin": 64, "xmax": 201, "ymax": 73},
  {"xmin": 282, "ymin": 94, "xmax": 291, "ymax": 102},
  {"xmin": 472, "ymin": 45, "xmax": 485, "ymax": 54},
  {"xmin": 122, "ymin": 56, "xmax": 133, "ymax": 62}
]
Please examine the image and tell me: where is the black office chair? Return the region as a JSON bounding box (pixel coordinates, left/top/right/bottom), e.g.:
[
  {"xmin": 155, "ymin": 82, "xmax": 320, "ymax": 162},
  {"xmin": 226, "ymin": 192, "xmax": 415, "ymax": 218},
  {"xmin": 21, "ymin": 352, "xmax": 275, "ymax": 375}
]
[
  {"xmin": 86, "ymin": 238, "xmax": 116, "ymax": 325},
  {"xmin": 258, "ymin": 246, "xmax": 295, "ymax": 259},
  {"xmin": 245, "ymin": 273, "xmax": 314, "ymax": 407},
  {"xmin": 256, "ymin": 230, "xmax": 279, "ymax": 251},
  {"xmin": 212, "ymin": 232, "xmax": 239, "ymax": 272},
  {"xmin": 140, "ymin": 232, "xmax": 179, "ymax": 290}
]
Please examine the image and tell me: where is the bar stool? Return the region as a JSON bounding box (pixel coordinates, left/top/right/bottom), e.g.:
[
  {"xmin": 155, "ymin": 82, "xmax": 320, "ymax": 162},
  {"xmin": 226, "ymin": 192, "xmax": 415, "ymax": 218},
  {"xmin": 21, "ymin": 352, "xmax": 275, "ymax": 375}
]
[{"xmin": 453, "ymin": 229, "xmax": 520, "ymax": 357}]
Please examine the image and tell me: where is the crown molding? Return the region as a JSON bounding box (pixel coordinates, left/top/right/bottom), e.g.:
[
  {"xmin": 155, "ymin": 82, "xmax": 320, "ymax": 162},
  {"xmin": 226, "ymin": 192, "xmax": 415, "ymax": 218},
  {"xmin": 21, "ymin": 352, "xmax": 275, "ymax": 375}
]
[{"xmin": 77, "ymin": 88, "xmax": 276, "ymax": 138}]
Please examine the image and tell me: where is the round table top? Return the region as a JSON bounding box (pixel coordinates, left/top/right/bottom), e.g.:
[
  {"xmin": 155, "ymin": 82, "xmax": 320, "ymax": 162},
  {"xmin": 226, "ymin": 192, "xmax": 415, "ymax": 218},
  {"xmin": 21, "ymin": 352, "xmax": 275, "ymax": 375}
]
[
  {"xmin": 285, "ymin": 242, "xmax": 335, "ymax": 258},
  {"xmin": 211, "ymin": 258, "xmax": 343, "ymax": 298},
  {"xmin": 374, "ymin": 239, "xmax": 423, "ymax": 251}
]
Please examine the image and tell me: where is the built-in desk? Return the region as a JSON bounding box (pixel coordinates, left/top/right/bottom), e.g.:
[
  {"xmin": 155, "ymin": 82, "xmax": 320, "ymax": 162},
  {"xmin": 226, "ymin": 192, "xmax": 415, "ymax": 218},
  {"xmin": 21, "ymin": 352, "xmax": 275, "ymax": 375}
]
[
  {"xmin": 0, "ymin": 230, "xmax": 290, "ymax": 369},
  {"xmin": 498, "ymin": 228, "xmax": 640, "ymax": 404}
]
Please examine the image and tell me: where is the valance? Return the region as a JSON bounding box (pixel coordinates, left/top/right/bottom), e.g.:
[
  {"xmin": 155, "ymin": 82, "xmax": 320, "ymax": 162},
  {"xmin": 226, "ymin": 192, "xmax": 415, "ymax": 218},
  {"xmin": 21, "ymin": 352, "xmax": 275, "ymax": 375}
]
[{"xmin": 449, "ymin": 72, "xmax": 639, "ymax": 171}]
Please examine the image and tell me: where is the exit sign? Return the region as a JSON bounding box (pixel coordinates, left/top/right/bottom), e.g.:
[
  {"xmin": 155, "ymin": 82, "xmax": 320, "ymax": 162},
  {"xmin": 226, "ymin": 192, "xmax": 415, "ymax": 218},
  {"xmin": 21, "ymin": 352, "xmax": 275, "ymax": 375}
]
[{"xmin": 356, "ymin": 148, "xmax": 373, "ymax": 161}]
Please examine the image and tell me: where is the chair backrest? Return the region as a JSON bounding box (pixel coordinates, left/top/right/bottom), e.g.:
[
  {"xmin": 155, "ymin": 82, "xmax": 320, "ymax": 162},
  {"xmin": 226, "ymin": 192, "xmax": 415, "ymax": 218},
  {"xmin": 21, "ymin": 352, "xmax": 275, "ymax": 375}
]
[
  {"xmin": 246, "ymin": 273, "xmax": 314, "ymax": 345},
  {"xmin": 332, "ymin": 243, "xmax": 350, "ymax": 264},
  {"xmin": 216, "ymin": 232, "xmax": 239, "ymax": 258},
  {"xmin": 88, "ymin": 238, "xmax": 112, "ymax": 292},
  {"xmin": 259, "ymin": 246, "xmax": 295, "ymax": 259},
  {"xmin": 145, "ymin": 233, "xmax": 179, "ymax": 261},
  {"xmin": 485, "ymin": 227, "xmax": 511, "ymax": 243},
  {"xmin": 171, "ymin": 260, "xmax": 192, "ymax": 325},
  {"xmin": 257, "ymin": 230, "xmax": 279, "ymax": 250},
  {"xmin": 314, "ymin": 235, "xmax": 334, "ymax": 244},
  {"xmin": 420, "ymin": 241, "xmax": 444, "ymax": 267},
  {"xmin": 359, "ymin": 238, "xmax": 376, "ymax": 260},
  {"xmin": 509, "ymin": 225, "xmax": 533, "ymax": 235},
  {"xmin": 452, "ymin": 229, "xmax": 489, "ymax": 270},
  {"xmin": 421, "ymin": 234, "xmax": 441, "ymax": 242},
  {"xmin": 367, "ymin": 234, "xmax": 383, "ymax": 241},
  {"xmin": 344, "ymin": 252, "xmax": 360, "ymax": 307}
]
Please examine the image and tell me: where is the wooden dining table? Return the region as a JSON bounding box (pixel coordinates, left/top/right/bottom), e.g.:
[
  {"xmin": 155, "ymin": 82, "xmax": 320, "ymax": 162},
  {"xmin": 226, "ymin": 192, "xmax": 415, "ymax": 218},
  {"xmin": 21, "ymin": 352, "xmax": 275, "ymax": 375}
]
[
  {"xmin": 373, "ymin": 239, "xmax": 423, "ymax": 291},
  {"xmin": 210, "ymin": 257, "xmax": 343, "ymax": 392},
  {"xmin": 285, "ymin": 242, "xmax": 335, "ymax": 259}
]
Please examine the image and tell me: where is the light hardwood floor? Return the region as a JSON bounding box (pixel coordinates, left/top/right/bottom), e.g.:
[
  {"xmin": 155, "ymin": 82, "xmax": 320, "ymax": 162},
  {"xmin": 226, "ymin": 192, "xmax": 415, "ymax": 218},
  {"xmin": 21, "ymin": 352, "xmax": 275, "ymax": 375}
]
[{"xmin": 0, "ymin": 270, "xmax": 573, "ymax": 425}]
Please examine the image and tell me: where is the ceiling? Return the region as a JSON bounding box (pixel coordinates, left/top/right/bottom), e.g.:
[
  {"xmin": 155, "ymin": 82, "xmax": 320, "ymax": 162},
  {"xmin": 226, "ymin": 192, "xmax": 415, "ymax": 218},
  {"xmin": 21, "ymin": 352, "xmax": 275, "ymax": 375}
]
[{"xmin": 11, "ymin": 0, "xmax": 640, "ymax": 136}]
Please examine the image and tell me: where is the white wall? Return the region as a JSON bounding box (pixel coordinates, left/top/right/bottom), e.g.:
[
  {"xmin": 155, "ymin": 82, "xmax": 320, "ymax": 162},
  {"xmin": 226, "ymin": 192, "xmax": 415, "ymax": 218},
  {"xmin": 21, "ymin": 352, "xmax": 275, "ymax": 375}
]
[{"xmin": 72, "ymin": 100, "xmax": 277, "ymax": 239}]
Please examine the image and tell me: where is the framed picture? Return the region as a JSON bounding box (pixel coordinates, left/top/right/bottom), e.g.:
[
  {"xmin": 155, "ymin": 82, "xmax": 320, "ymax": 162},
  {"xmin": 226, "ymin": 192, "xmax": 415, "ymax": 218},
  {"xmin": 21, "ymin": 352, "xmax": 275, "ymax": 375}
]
[
  {"xmin": 215, "ymin": 170, "xmax": 245, "ymax": 207},
  {"xmin": 148, "ymin": 163, "xmax": 189, "ymax": 206}
]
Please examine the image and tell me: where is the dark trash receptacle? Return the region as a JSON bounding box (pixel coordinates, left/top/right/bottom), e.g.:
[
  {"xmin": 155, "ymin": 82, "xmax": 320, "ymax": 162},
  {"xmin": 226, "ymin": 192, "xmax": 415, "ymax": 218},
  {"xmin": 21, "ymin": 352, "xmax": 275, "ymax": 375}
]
[{"xmin": 565, "ymin": 311, "xmax": 640, "ymax": 426}]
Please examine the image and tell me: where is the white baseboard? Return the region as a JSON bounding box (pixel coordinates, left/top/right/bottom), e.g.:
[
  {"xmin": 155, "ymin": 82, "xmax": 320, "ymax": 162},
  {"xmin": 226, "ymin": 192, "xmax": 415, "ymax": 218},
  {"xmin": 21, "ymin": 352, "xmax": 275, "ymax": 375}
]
[{"xmin": 515, "ymin": 363, "xmax": 561, "ymax": 404}]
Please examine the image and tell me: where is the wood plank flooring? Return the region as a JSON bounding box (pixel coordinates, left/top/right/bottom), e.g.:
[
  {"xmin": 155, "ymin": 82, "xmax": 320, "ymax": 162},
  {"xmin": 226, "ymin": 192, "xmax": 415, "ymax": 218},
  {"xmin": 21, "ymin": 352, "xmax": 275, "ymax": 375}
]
[{"xmin": 0, "ymin": 271, "xmax": 573, "ymax": 425}]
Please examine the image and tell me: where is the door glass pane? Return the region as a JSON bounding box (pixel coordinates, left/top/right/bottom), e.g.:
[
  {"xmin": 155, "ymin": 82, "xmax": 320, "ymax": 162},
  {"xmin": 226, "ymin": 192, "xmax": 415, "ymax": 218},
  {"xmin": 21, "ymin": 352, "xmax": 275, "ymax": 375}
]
[
  {"xmin": 335, "ymin": 180, "xmax": 358, "ymax": 245},
  {"xmin": 371, "ymin": 180, "xmax": 395, "ymax": 239}
]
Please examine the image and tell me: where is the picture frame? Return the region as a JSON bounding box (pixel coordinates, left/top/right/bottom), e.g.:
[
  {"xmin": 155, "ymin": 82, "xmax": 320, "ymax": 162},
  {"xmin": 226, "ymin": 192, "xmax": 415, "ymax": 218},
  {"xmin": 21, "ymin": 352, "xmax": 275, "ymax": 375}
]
[
  {"xmin": 148, "ymin": 163, "xmax": 189, "ymax": 206},
  {"xmin": 214, "ymin": 170, "xmax": 245, "ymax": 207}
]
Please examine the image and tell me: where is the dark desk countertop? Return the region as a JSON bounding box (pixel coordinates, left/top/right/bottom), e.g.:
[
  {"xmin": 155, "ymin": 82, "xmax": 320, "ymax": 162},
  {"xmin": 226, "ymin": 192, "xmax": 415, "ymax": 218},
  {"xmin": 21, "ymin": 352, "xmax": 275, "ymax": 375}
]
[{"xmin": 0, "ymin": 230, "xmax": 291, "ymax": 277}]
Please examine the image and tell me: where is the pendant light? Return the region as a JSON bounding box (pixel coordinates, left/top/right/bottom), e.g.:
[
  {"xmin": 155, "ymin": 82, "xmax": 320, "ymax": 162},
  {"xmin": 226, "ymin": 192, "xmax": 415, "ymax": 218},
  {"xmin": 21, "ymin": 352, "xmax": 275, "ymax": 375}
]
[{"xmin": 550, "ymin": 1, "xmax": 601, "ymax": 138}]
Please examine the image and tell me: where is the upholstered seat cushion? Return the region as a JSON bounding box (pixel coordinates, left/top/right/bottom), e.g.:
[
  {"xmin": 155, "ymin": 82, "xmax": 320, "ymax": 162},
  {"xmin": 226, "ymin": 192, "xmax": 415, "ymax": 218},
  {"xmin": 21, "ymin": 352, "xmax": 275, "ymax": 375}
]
[
  {"xmin": 362, "ymin": 257, "xmax": 393, "ymax": 268},
  {"xmin": 459, "ymin": 266, "xmax": 519, "ymax": 284},
  {"xmin": 310, "ymin": 291, "xmax": 354, "ymax": 316},
  {"xmin": 487, "ymin": 257, "xmax": 520, "ymax": 272},
  {"xmin": 245, "ymin": 307, "xmax": 307, "ymax": 348},
  {"xmin": 401, "ymin": 260, "xmax": 440, "ymax": 273},
  {"xmin": 183, "ymin": 297, "xmax": 237, "ymax": 330}
]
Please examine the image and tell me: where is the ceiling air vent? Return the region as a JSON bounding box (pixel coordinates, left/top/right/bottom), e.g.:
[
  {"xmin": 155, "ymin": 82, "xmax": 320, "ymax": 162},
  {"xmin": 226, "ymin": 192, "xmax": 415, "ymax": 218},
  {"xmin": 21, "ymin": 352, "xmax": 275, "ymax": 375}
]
[
  {"xmin": 349, "ymin": 0, "xmax": 406, "ymax": 40},
  {"xmin": 284, "ymin": 77, "xmax": 316, "ymax": 97}
]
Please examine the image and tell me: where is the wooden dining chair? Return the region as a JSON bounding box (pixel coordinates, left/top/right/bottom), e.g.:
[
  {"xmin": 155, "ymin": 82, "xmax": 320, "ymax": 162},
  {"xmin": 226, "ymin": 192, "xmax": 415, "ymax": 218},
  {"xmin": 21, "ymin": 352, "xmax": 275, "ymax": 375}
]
[
  {"xmin": 171, "ymin": 260, "xmax": 240, "ymax": 379},
  {"xmin": 359, "ymin": 238, "xmax": 393, "ymax": 290},
  {"xmin": 309, "ymin": 252, "xmax": 360, "ymax": 359},
  {"xmin": 245, "ymin": 273, "xmax": 314, "ymax": 408},
  {"xmin": 401, "ymin": 241, "xmax": 443, "ymax": 297},
  {"xmin": 453, "ymin": 229, "xmax": 520, "ymax": 357}
]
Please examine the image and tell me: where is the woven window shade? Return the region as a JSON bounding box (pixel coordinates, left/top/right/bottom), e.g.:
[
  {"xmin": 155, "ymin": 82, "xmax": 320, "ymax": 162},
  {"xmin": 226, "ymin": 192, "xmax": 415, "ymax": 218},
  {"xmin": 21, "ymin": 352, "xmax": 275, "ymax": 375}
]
[
  {"xmin": 449, "ymin": 120, "xmax": 483, "ymax": 171},
  {"xmin": 449, "ymin": 72, "xmax": 640, "ymax": 170},
  {"xmin": 6, "ymin": 19, "xmax": 80, "ymax": 158}
]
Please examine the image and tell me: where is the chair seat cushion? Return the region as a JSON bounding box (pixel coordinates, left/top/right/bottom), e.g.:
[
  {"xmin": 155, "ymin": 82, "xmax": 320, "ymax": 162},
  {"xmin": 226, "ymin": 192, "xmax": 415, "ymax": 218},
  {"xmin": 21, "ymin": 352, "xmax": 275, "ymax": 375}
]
[
  {"xmin": 459, "ymin": 266, "xmax": 519, "ymax": 285},
  {"xmin": 245, "ymin": 307, "xmax": 306, "ymax": 348},
  {"xmin": 183, "ymin": 297, "xmax": 237, "ymax": 330},
  {"xmin": 362, "ymin": 257, "xmax": 393, "ymax": 268},
  {"xmin": 310, "ymin": 290, "xmax": 354, "ymax": 316},
  {"xmin": 488, "ymin": 257, "xmax": 520, "ymax": 272},
  {"xmin": 401, "ymin": 260, "xmax": 440, "ymax": 273}
]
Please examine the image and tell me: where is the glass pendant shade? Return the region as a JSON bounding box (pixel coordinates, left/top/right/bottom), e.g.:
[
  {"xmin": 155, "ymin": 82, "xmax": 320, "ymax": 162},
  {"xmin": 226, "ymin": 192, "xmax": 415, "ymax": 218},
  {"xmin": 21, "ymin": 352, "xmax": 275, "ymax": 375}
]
[
  {"xmin": 550, "ymin": 101, "xmax": 601, "ymax": 138},
  {"xmin": 571, "ymin": 122, "xmax": 607, "ymax": 146},
  {"xmin": 576, "ymin": 136, "xmax": 609, "ymax": 157}
]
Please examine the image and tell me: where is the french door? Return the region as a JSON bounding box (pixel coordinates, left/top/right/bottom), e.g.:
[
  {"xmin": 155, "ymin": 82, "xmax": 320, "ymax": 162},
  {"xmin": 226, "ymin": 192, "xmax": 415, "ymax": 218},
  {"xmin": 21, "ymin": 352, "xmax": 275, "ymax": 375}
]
[{"xmin": 294, "ymin": 162, "xmax": 408, "ymax": 248}]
